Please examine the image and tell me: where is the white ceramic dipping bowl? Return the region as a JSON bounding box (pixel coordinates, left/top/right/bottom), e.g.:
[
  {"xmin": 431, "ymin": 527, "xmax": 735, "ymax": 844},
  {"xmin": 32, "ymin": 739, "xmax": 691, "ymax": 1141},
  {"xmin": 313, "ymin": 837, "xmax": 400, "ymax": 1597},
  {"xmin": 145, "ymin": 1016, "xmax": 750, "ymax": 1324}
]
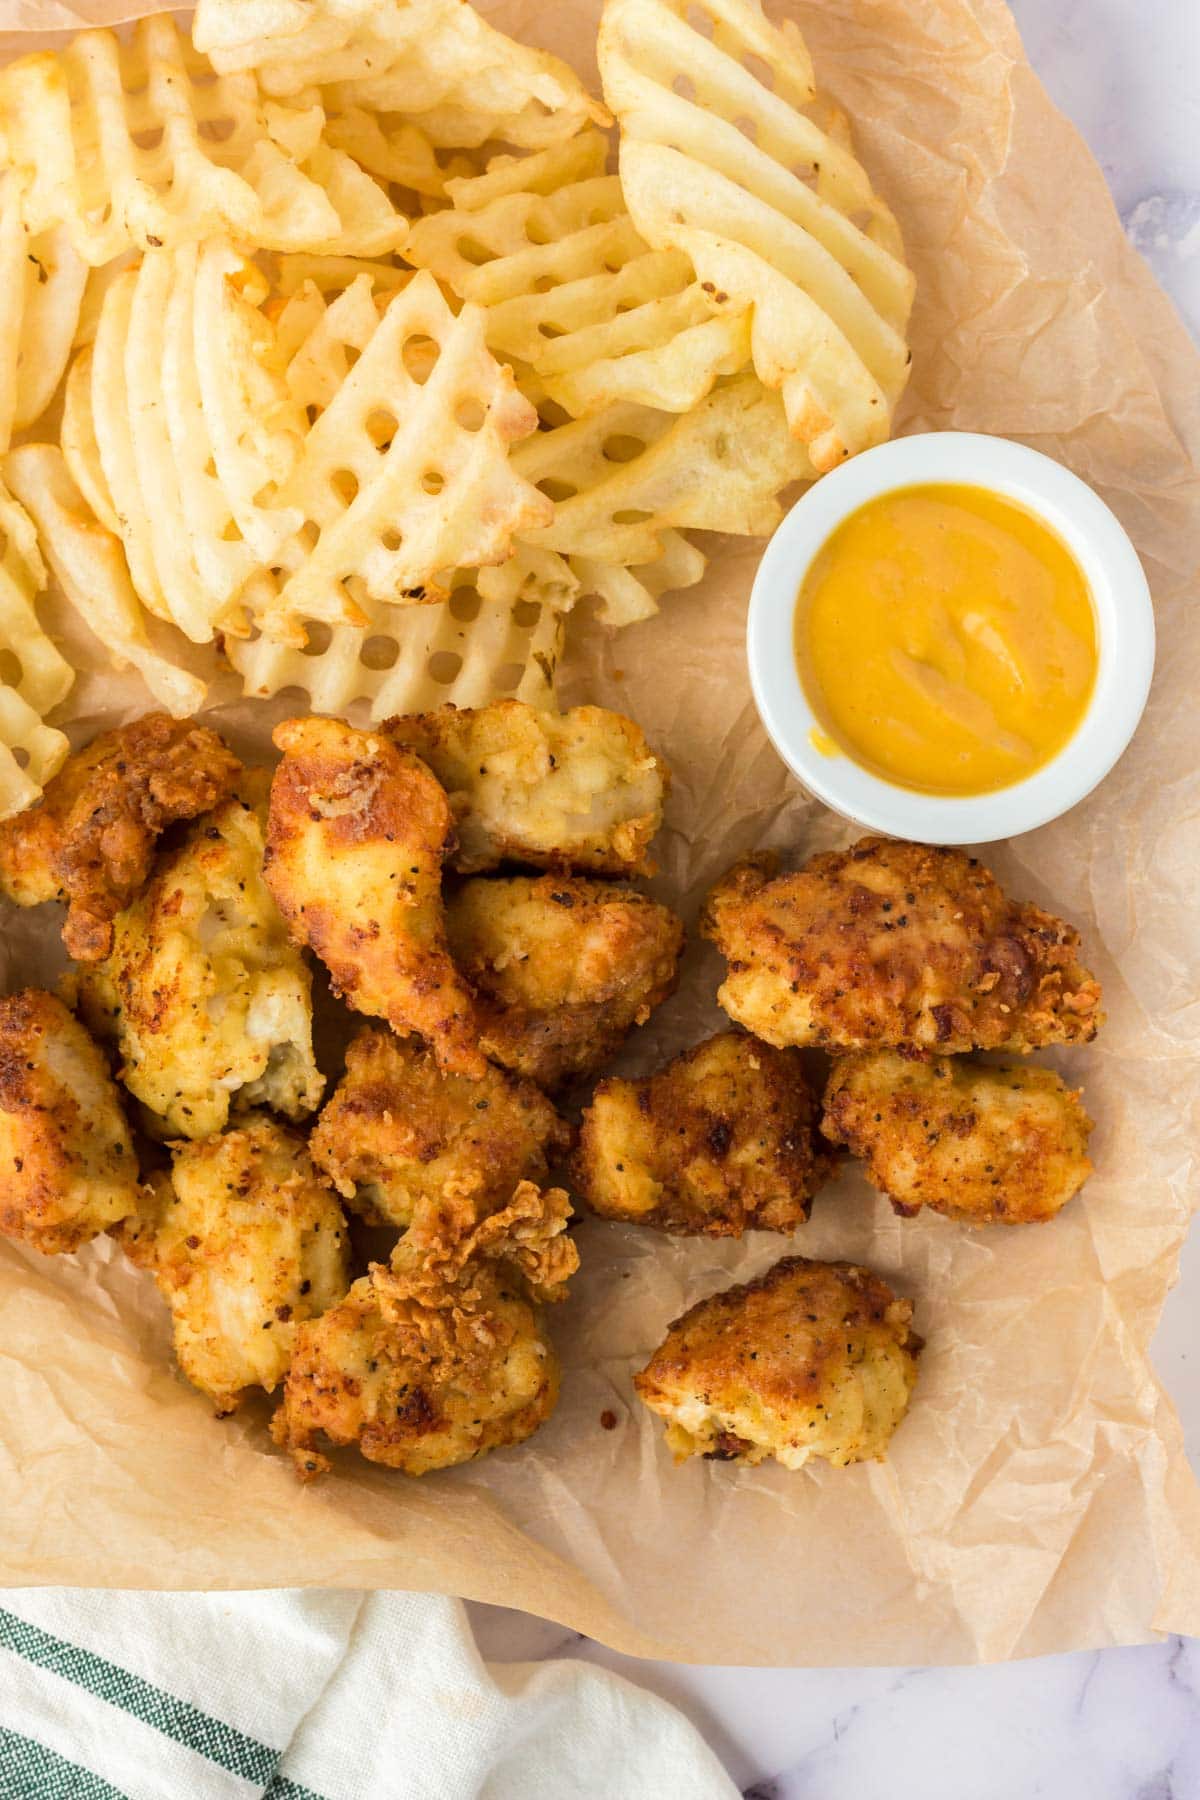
[{"xmin": 746, "ymin": 432, "xmax": 1155, "ymax": 844}]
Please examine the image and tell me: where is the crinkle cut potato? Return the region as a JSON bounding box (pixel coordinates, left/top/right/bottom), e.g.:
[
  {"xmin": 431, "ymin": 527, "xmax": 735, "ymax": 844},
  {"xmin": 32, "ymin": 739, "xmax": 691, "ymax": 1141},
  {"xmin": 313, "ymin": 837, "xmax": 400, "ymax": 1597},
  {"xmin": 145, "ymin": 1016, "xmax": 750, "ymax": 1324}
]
[
  {"xmin": 597, "ymin": 0, "xmax": 915, "ymax": 469},
  {"xmin": 0, "ymin": 0, "xmax": 914, "ymax": 719},
  {"xmin": 635, "ymin": 1256, "xmax": 921, "ymax": 1469}
]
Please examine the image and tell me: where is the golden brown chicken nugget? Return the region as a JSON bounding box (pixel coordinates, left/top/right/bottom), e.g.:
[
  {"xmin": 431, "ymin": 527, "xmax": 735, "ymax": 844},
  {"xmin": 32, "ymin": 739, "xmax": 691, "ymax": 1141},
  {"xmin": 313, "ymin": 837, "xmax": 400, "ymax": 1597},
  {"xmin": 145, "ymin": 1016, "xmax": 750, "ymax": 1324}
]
[
  {"xmin": 444, "ymin": 873, "xmax": 685, "ymax": 1089},
  {"xmin": 120, "ymin": 1112, "xmax": 351, "ymax": 1415},
  {"xmin": 273, "ymin": 1180, "xmax": 577, "ymax": 1478},
  {"xmin": 75, "ymin": 781, "xmax": 324, "ymax": 1140},
  {"xmin": 384, "ymin": 699, "xmax": 669, "ymax": 875},
  {"xmin": 635, "ymin": 1256, "xmax": 921, "ymax": 1470},
  {"xmin": 310, "ymin": 1025, "xmax": 571, "ymax": 1229},
  {"xmin": 266, "ymin": 716, "xmax": 484, "ymax": 1077},
  {"xmin": 576, "ymin": 1031, "xmax": 828, "ymax": 1236},
  {"xmin": 0, "ymin": 714, "xmax": 241, "ymax": 961},
  {"xmin": 702, "ymin": 838, "xmax": 1102, "ymax": 1055},
  {"xmin": 0, "ymin": 988, "xmax": 138, "ymax": 1254},
  {"xmin": 822, "ymin": 1050, "xmax": 1093, "ymax": 1225}
]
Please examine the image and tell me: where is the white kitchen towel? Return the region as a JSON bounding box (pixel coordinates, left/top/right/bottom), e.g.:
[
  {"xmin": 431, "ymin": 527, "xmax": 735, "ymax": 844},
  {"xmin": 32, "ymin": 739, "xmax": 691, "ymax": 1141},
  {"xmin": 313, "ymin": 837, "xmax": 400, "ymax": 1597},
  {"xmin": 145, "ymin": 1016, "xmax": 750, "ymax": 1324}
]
[{"xmin": 0, "ymin": 1588, "xmax": 736, "ymax": 1799}]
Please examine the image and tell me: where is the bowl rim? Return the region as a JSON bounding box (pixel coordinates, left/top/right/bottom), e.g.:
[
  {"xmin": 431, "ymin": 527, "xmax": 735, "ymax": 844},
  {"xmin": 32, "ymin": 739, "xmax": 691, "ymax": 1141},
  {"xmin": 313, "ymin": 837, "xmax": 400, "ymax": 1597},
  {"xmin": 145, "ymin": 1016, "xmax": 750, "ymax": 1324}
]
[{"xmin": 746, "ymin": 431, "xmax": 1156, "ymax": 845}]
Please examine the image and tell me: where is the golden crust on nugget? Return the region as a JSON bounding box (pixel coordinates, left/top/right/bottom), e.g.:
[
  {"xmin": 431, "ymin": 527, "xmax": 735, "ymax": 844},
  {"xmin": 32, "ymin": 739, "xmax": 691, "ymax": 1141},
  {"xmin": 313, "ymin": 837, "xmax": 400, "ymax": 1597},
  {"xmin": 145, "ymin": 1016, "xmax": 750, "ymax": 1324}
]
[
  {"xmin": 0, "ymin": 988, "xmax": 138, "ymax": 1254},
  {"xmin": 384, "ymin": 700, "xmax": 669, "ymax": 876},
  {"xmin": 75, "ymin": 777, "xmax": 324, "ymax": 1139},
  {"xmin": 576, "ymin": 1031, "xmax": 828, "ymax": 1237},
  {"xmin": 445, "ymin": 873, "xmax": 684, "ymax": 1089},
  {"xmin": 266, "ymin": 716, "xmax": 484, "ymax": 1077},
  {"xmin": 636, "ymin": 1257, "xmax": 920, "ymax": 1471},
  {"xmin": 702, "ymin": 838, "xmax": 1102, "ymax": 1055},
  {"xmin": 310, "ymin": 1025, "xmax": 571, "ymax": 1229},
  {"xmin": 822, "ymin": 1051, "xmax": 1094, "ymax": 1225},
  {"xmin": 0, "ymin": 715, "xmax": 241, "ymax": 962},
  {"xmin": 121, "ymin": 1113, "xmax": 350, "ymax": 1415},
  {"xmin": 273, "ymin": 1181, "xmax": 577, "ymax": 1479}
]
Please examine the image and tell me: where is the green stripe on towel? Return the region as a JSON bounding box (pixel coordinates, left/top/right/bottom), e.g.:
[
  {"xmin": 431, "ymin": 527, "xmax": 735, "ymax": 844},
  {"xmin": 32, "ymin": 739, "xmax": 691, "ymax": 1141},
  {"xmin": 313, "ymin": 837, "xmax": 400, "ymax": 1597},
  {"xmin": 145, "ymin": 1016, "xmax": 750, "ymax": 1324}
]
[
  {"xmin": 0, "ymin": 1725, "xmax": 128, "ymax": 1799},
  {"xmin": 0, "ymin": 1608, "xmax": 277, "ymax": 1786}
]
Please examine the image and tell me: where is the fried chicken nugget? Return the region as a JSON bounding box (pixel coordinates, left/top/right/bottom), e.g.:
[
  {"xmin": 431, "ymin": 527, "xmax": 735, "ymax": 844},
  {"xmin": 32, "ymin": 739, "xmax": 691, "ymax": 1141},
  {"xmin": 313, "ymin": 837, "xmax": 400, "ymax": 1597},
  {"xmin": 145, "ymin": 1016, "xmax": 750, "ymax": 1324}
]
[
  {"xmin": 576, "ymin": 1031, "xmax": 828, "ymax": 1237},
  {"xmin": 310, "ymin": 1025, "xmax": 572, "ymax": 1229},
  {"xmin": 266, "ymin": 717, "xmax": 484, "ymax": 1077},
  {"xmin": 0, "ymin": 714, "xmax": 241, "ymax": 961},
  {"xmin": 702, "ymin": 838, "xmax": 1102, "ymax": 1055},
  {"xmin": 384, "ymin": 700, "xmax": 669, "ymax": 876},
  {"xmin": 0, "ymin": 988, "xmax": 138, "ymax": 1254},
  {"xmin": 444, "ymin": 874, "xmax": 685, "ymax": 1089},
  {"xmin": 272, "ymin": 1180, "xmax": 578, "ymax": 1478},
  {"xmin": 635, "ymin": 1257, "xmax": 920, "ymax": 1470},
  {"xmin": 121, "ymin": 1113, "xmax": 350, "ymax": 1415},
  {"xmin": 822, "ymin": 1050, "xmax": 1094, "ymax": 1225},
  {"xmin": 75, "ymin": 779, "xmax": 324, "ymax": 1139}
]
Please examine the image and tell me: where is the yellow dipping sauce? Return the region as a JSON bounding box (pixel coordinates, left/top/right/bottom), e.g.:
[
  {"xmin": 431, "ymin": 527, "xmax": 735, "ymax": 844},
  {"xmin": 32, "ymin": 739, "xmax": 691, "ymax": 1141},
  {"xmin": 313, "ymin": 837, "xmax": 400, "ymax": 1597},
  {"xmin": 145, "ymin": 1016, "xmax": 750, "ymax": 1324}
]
[{"xmin": 795, "ymin": 483, "xmax": 1098, "ymax": 795}]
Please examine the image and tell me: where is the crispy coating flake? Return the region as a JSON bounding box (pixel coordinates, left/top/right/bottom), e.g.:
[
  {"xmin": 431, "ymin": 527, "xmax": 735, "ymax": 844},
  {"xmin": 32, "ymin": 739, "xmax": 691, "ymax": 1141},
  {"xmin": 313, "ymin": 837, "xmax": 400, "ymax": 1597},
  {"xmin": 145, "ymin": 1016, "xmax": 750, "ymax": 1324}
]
[
  {"xmin": 309, "ymin": 1025, "xmax": 572, "ymax": 1229},
  {"xmin": 76, "ymin": 779, "xmax": 324, "ymax": 1139},
  {"xmin": 266, "ymin": 716, "xmax": 484, "ymax": 1076},
  {"xmin": 635, "ymin": 1256, "xmax": 920, "ymax": 1471},
  {"xmin": 576, "ymin": 1030, "xmax": 828, "ymax": 1236},
  {"xmin": 383, "ymin": 699, "xmax": 669, "ymax": 876},
  {"xmin": 0, "ymin": 714, "xmax": 241, "ymax": 961},
  {"xmin": 701, "ymin": 838, "xmax": 1103, "ymax": 1055},
  {"xmin": 272, "ymin": 1179, "xmax": 578, "ymax": 1478},
  {"xmin": 0, "ymin": 987, "xmax": 138, "ymax": 1254},
  {"xmin": 121, "ymin": 1113, "xmax": 350, "ymax": 1415},
  {"xmin": 822, "ymin": 1050, "xmax": 1094, "ymax": 1225},
  {"xmin": 444, "ymin": 873, "xmax": 685, "ymax": 1089}
]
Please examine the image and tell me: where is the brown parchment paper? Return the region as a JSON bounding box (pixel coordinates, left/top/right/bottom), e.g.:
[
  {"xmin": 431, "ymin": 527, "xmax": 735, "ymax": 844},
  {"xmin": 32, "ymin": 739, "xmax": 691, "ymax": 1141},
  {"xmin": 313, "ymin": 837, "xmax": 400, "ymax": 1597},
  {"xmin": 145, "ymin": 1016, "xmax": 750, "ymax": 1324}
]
[{"xmin": 1, "ymin": 0, "xmax": 1198, "ymax": 1668}]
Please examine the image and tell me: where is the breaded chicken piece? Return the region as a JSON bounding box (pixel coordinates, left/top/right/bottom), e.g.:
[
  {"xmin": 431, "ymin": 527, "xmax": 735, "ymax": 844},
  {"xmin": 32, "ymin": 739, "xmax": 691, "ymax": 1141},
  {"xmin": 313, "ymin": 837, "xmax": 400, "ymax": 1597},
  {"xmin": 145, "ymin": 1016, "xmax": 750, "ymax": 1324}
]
[
  {"xmin": 75, "ymin": 778, "xmax": 324, "ymax": 1139},
  {"xmin": 576, "ymin": 1031, "xmax": 828, "ymax": 1237},
  {"xmin": 273, "ymin": 1180, "xmax": 578, "ymax": 1478},
  {"xmin": 702, "ymin": 838, "xmax": 1102, "ymax": 1055},
  {"xmin": 0, "ymin": 988, "xmax": 139, "ymax": 1254},
  {"xmin": 444, "ymin": 874, "xmax": 685, "ymax": 1089},
  {"xmin": 635, "ymin": 1257, "xmax": 921, "ymax": 1470},
  {"xmin": 310, "ymin": 1025, "xmax": 572, "ymax": 1229},
  {"xmin": 822, "ymin": 1050, "xmax": 1094, "ymax": 1225},
  {"xmin": 266, "ymin": 717, "xmax": 483, "ymax": 1077},
  {"xmin": 121, "ymin": 1113, "xmax": 350, "ymax": 1415},
  {"xmin": 384, "ymin": 700, "xmax": 669, "ymax": 876},
  {"xmin": 0, "ymin": 714, "xmax": 241, "ymax": 961}
]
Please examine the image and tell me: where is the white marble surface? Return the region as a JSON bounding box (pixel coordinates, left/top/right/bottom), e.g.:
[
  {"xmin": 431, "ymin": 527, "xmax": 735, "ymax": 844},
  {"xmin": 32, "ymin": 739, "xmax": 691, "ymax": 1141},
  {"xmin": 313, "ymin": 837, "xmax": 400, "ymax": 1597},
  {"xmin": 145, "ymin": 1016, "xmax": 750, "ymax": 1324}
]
[{"xmin": 467, "ymin": 5, "xmax": 1200, "ymax": 1792}]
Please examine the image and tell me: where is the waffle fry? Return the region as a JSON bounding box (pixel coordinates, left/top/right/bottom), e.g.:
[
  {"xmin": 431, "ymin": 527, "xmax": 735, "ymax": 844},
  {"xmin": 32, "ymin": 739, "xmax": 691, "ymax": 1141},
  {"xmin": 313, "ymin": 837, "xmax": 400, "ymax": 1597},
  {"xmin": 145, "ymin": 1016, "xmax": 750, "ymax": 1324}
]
[
  {"xmin": 194, "ymin": 0, "xmax": 609, "ymax": 149},
  {"xmin": 227, "ymin": 584, "xmax": 561, "ymax": 719},
  {"xmin": 0, "ymin": 184, "xmax": 88, "ymax": 454},
  {"xmin": 0, "ymin": 479, "xmax": 72, "ymax": 818},
  {"xmin": 4, "ymin": 446, "xmax": 208, "ymax": 721},
  {"xmin": 597, "ymin": 0, "xmax": 914, "ymax": 469},
  {"xmin": 405, "ymin": 133, "xmax": 750, "ymax": 418},
  {"xmin": 254, "ymin": 270, "xmax": 552, "ymax": 639},
  {"xmin": 83, "ymin": 240, "xmax": 306, "ymax": 644},
  {"xmin": 502, "ymin": 374, "xmax": 811, "ymax": 612},
  {"xmin": 0, "ymin": 16, "xmax": 407, "ymax": 265}
]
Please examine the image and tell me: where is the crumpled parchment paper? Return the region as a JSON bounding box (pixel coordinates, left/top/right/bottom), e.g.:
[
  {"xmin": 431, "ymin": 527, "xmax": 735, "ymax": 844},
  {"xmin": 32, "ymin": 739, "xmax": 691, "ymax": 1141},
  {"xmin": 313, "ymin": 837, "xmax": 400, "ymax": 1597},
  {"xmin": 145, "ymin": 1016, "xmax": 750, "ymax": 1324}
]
[{"xmin": 0, "ymin": 0, "xmax": 1197, "ymax": 1666}]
